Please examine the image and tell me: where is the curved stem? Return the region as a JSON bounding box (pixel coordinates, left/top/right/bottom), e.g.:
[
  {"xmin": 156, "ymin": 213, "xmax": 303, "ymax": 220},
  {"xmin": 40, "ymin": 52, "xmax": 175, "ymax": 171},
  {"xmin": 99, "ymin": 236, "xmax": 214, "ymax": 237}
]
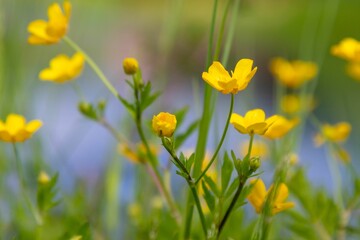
[
  {"xmin": 63, "ymin": 36, "xmax": 120, "ymax": 100},
  {"xmin": 217, "ymin": 134, "xmax": 254, "ymax": 238},
  {"xmin": 163, "ymin": 144, "xmax": 208, "ymax": 238},
  {"xmin": 196, "ymin": 93, "xmax": 234, "ymax": 185},
  {"xmin": 12, "ymin": 144, "xmax": 43, "ymax": 225}
]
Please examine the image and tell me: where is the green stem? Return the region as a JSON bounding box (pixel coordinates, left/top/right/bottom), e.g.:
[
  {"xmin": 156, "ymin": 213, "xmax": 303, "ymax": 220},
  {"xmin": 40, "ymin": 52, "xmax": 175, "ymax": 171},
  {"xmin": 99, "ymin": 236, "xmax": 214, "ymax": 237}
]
[
  {"xmin": 162, "ymin": 143, "xmax": 208, "ymax": 238},
  {"xmin": 195, "ymin": 93, "xmax": 234, "ymax": 185},
  {"xmin": 217, "ymin": 134, "xmax": 254, "ymax": 238},
  {"xmin": 12, "ymin": 144, "xmax": 43, "ymax": 225},
  {"xmin": 63, "ymin": 36, "xmax": 120, "ymax": 100}
]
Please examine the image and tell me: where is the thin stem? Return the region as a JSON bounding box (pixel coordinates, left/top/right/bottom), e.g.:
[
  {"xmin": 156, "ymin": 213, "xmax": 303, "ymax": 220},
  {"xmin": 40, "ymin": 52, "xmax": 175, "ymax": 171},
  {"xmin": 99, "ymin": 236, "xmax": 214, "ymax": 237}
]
[
  {"xmin": 63, "ymin": 36, "xmax": 120, "ymax": 100},
  {"xmin": 163, "ymin": 144, "xmax": 208, "ymax": 238},
  {"xmin": 195, "ymin": 93, "xmax": 234, "ymax": 185},
  {"xmin": 217, "ymin": 134, "xmax": 254, "ymax": 238},
  {"xmin": 12, "ymin": 144, "xmax": 43, "ymax": 225}
]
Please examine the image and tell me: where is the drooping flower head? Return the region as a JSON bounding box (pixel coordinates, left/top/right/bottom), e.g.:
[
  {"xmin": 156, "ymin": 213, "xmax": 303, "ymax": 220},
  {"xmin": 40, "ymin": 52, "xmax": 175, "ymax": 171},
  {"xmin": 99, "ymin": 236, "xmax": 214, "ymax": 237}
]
[
  {"xmin": 202, "ymin": 59, "xmax": 257, "ymax": 94},
  {"xmin": 331, "ymin": 38, "xmax": 360, "ymax": 62},
  {"xmin": 269, "ymin": 58, "xmax": 317, "ymax": 88},
  {"xmin": 247, "ymin": 179, "xmax": 295, "ymax": 215},
  {"xmin": 28, "ymin": 1, "xmax": 71, "ymax": 45},
  {"xmin": 39, "ymin": 52, "xmax": 85, "ymax": 83},
  {"xmin": 230, "ymin": 109, "xmax": 279, "ymax": 136},
  {"xmin": 152, "ymin": 112, "xmax": 177, "ymax": 137},
  {"xmin": 0, "ymin": 114, "xmax": 42, "ymax": 143},
  {"xmin": 123, "ymin": 58, "xmax": 139, "ymax": 75}
]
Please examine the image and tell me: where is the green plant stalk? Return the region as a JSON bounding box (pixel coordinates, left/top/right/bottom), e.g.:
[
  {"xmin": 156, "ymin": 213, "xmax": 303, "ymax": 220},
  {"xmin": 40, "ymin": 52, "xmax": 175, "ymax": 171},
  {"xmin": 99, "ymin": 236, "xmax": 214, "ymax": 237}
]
[
  {"xmin": 196, "ymin": 93, "xmax": 234, "ymax": 184},
  {"xmin": 12, "ymin": 143, "xmax": 43, "ymax": 226},
  {"xmin": 63, "ymin": 36, "xmax": 120, "ymax": 100},
  {"xmin": 162, "ymin": 141, "xmax": 208, "ymax": 238},
  {"xmin": 217, "ymin": 133, "xmax": 254, "ymax": 238}
]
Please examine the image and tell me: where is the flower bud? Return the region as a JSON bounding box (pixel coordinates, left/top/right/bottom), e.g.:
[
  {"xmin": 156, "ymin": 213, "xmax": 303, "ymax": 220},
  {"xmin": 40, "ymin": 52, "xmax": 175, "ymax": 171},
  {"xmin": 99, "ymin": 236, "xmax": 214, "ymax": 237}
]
[
  {"xmin": 78, "ymin": 101, "xmax": 98, "ymax": 120},
  {"xmin": 249, "ymin": 157, "xmax": 261, "ymax": 172},
  {"xmin": 123, "ymin": 57, "xmax": 139, "ymax": 75},
  {"xmin": 37, "ymin": 171, "xmax": 50, "ymax": 185},
  {"xmin": 152, "ymin": 112, "xmax": 177, "ymax": 137}
]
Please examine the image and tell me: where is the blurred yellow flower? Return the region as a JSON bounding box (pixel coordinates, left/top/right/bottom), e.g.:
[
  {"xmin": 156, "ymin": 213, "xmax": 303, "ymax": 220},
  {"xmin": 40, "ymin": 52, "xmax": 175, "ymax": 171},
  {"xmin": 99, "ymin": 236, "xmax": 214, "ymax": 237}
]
[
  {"xmin": 269, "ymin": 58, "xmax": 317, "ymax": 88},
  {"xmin": 241, "ymin": 140, "xmax": 268, "ymax": 159},
  {"xmin": 39, "ymin": 52, "xmax": 85, "ymax": 83},
  {"xmin": 314, "ymin": 122, "xmax": 351, "ymax": 146},
  {"xmin": 123, "ymin": 58, "xmax": 139, "ymax": 75},
  {"xmin": 27, "ymin": 1, "xmax": 71, "ymax": 45},
  {"xmin": 152, "ymin": 112, "xmax": 177, "ymax": 137},
  {"xmin": 247, "ymin": 179, "xmax": 294, "ymax": 215},
  {"xmin": 264, "ymin": 116, "xmax": 299, "ymax": 139},
  {"xmin": 0, "ymin": 114, "xmax": 42, "ymax": 143},
  {"xmin": 331, "ymin": 38, "xmax": 360, "ymax": 62},
  {"xmin": 281, "ymin": 94, "xmax": 316, "ymax": 115},
  {"xmin": 37, "ymin": 171, "xmax": 50, "ymax": 185},
  {"xmin": 230, "ymin": 109, "xmax": 279, "ymax": 135},
  {"xmin": 202, "ymin": 59, "xmax": 257, "ymax": 94},
  {"xmin": 347, "ymin": 62, "xmax": 360, "ymax": 81},
  {"xmin": 118, "ymin": 142, "xmax": 159, "ymax": 164},
  {"xmin": 335, "ymin": 147, "xmax": 351, "ymax": 163}
]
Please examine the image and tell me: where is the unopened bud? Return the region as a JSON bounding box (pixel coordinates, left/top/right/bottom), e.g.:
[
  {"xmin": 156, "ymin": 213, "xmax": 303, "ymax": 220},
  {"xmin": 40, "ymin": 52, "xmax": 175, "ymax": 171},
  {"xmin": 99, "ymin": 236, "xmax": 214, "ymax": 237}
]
[
  {"xmin": 249, "ymin": 157, "xmax": 261, "ymax": 172},
  {"xmin": 37, "ymin": 171, "xmax": 50, "ymax": 185},
  {"xmin": 123, "ymin": 58, "xmax": 139, "ymax": 75}
]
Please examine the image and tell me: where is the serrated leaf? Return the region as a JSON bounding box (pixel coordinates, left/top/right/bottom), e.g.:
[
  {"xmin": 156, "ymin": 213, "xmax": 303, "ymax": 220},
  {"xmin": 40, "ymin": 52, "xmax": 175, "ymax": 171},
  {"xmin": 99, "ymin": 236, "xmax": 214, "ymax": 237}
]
[
  {"xmin": 175, "ymin": 120, "xmax": 199, "ymax": 149},
  {"xmin": 221, "ymin": 152, "xmax": 233, "ymax": 194},
  {"xmin": 204, "ymin": 175, "xmax": 220, "ymax": 197},
  {"xmin": 202, "ymin": 181, "xmax": 215, "ymax": 212}
]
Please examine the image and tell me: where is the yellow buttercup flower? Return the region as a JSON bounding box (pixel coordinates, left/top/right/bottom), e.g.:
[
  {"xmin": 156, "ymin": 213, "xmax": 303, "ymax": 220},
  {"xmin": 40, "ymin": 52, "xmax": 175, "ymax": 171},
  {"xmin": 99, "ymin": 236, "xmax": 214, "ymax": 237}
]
[
  {"xmin": 152, "ymin": 112, "xmax": 177, "ymax": 137},
  {"xmin": 331, "ymin": 38, "xmax": 360, "ymax": 62},
  {"xmin": 230, "ymin": 109, "xmax": 279, "ymax": 135},
  {"xmin": 39, "ymin": 52, "xmax": 85, "ymax": 83},
  {"xmin": 0, "ymin": 114, "xmax": 42, "ymax": 143},
  {"xmin": 123, "ymin": 58, "xmax": 139, "ymax": 75},
  {"xmin": 281, "ymin": 94, "xmax": 316, "ymax": 115},
  {"xmin": 347, "ymin": 62, "xmax": 360, "ymax": 81},
  {"xmin": 202, "ymin": 59, "xmax": 257, "ymax": 94},
  {"xmin": 247, "ymin": 179, "xmax": 295, "ymax": 215},
  {"xmin": 269, "ymin": 57, "xmax": 317, "ymax": 88},
  {"xmin": 27, "ymin": 1, "xmax": 71, "ymax": 45},
  {"xmin": 314, "ymin": 122, "xmax": 351, "ymax": 146},
  {"xmin": 263, "ymin": 116, "xmax": 299, "ymax": 139}
]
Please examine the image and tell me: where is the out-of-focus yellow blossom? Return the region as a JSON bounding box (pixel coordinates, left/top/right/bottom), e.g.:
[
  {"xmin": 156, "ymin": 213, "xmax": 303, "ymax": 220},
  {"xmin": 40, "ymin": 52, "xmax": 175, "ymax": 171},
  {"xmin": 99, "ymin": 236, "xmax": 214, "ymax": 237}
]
[
  {"xmin": 331, "ymin": 38, "xmax": 360, "ymax": 62},
  {"xmin": 152, "ymin": 112, "xmax": 177, "ymax": 137},
  {"xmin": 335, "ymin": 147, "xmax": 351, "ymax": 163},
  {"xmin": 70, "ymin": 236, "xmax": 82, "ymax": 240},
  {"xmin": 118, "ymin": 142, "xmax": 159, "ymax": 164},
  {"xmin": 347, "ymin": 62, "xmax": 360, "ymax": 81},
  {"xmin": 202, "ymin": 59, "xmax": 257, "ymax": 94},
  {"xmin": 247, "ymin": 179, "xmax": 295, "ymax": 215},
  {"xmin": 37, "ymin": 171, "xmax": 50, "ymax": 184},
  {"xmin": 269, "ymin": 58, "xmax": 317, "ymax": 88},
  {"xmin": 39, "ymin": 52, "xmax": 85, "ymax": 83},
  {"xmin": 288, "ymin": 153, "xmax": 299, "ymax": 165},
  {"xmin": 230, "ymin": 109, "xmax": 279, "ymax": 136},
  {"xmin": 0, "ymin": 114, "xmax": 42, "ymax": 143},
  {"xmin": 128, "ymin": 202, "xmax": 142, "ymax": 219},
  {"xmin": 314, "ymin": 122, "xmax": 351, "ymax": 146},
  {"xmin": 264, "ymin": 116, "xmax": 299, "ymax": 139},
  {"xmin": 198, "ymin": 152, "xmax": 218, "ymax": 195},
  {"xmin": 123, "ymin": 58, "xmax": 139, "ymax": 75},
  {"xmin": 281, "ymin": 95, "xmax": 316, "ymax": 114},
  {"xmin": 241, "ymin": 140, "xmax": 268, "ymax": 159},
  {"xmin": 151, "ymin": 196, "xmax": 163, "ymax": 210},
  {"xmin": 27, "ymin": 1, "xmax": 71, "ymax": 45}
]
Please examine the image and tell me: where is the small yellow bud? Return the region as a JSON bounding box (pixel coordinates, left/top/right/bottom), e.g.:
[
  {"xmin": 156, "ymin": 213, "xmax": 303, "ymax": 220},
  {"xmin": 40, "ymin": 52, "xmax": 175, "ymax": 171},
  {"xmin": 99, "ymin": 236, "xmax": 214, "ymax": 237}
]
[
  {"xmin": 38, "ymin": 171, "xmax": 50, "ymax": 184},
  {"xmin": 70, "ymin": 236, "xmax": 82, "ymax": 240},
  {"xmin": 123, "ymin": 57, "xmax": 139, "ymax": 75},
  {"xmin": 152, "ymin": 112, "xmax": 177, "ymax": 137}
]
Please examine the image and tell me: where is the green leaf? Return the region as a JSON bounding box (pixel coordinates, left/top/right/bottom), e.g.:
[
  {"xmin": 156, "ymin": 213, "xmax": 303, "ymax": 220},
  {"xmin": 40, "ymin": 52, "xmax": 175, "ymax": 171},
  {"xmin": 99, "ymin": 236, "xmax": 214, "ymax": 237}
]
[
  {"xmin": 175, "ymin": 120, "xmax": 199, "ymax": 149},
  {"xmin": 185, "ymin": 153, "xmax": 195, "ymax": 172},
  {"xmin": 202, "ymin": 181, "xmax": 215, "ymax": 213},
  {"xmin": 204, "ymin": 175, "xmax": 220, "ymax": 197},
  {"xmin": 140, "ymin": 91, "xmax": 161, "ymax": 112},
  {"xmin": 221, "ymin": 152, "xmax": 234, "ymax": 194},
  {"xmin": 118, "ymin": 95, "xmax": 135, "ymax": 114},
  {"xmin": 37, "ymin": 173, "xmax": 60, "ymax": 213},
  {"xmin": 225, "ymin": 178, "xmax": 239, "ymax": 199},
  {"xmin": 174, "ymin": 106, "xmax": 189, "ymax": 129}
]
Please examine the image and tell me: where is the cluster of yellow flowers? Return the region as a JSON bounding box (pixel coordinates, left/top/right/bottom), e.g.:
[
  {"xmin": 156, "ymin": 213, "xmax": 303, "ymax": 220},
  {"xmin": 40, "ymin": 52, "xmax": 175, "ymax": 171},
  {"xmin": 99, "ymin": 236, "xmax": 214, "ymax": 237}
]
[{"xmin": 331, "ymin": 38, "xmax": 360, "ymax": 81}]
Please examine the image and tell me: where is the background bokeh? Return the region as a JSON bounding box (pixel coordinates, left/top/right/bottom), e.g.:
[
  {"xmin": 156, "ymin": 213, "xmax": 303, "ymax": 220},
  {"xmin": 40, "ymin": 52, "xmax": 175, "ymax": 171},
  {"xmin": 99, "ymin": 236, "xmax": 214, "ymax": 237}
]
[{"xmin": 1, "ymin": 0, "xmax": 360, "ymax": 235}]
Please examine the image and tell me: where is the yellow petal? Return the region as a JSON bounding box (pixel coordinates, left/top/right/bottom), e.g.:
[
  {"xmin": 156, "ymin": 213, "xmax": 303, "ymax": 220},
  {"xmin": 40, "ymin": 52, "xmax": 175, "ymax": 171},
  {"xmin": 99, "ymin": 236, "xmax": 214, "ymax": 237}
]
[
  {"xmin": 272, "ymin": 202, "xmax": 295, "ymax": 215},
  {"xmin": 208, "ymin": 61, "xmax": 231, "ymax": 80},
  {"xmin": 274, "ymin": 183, "xmax": 289, "ymax": 203},
  {"xmin": 232, "ymin": 59, "xmax": 254, "ymax": 81},
  {"xmin": 202, "ymin": 72, "xmax": 223, "ymax": 91},
  {"xmin": 63, "ymin": 1, "xmax": 72, "ymax": 20},
  {"xmin": 247, "ymin": 179, "xmax": 267, "ymax": 213},
  {"xmin": 244, "ymin": 109, "xmax": 266, "ymax": 125},
  {"xmin": 6, "ymin": 114, "xmax": 26, "ymax": 135},
  {"xmin": 26, "ymin": 120, "xmax": 43, "ymax": 133}
]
